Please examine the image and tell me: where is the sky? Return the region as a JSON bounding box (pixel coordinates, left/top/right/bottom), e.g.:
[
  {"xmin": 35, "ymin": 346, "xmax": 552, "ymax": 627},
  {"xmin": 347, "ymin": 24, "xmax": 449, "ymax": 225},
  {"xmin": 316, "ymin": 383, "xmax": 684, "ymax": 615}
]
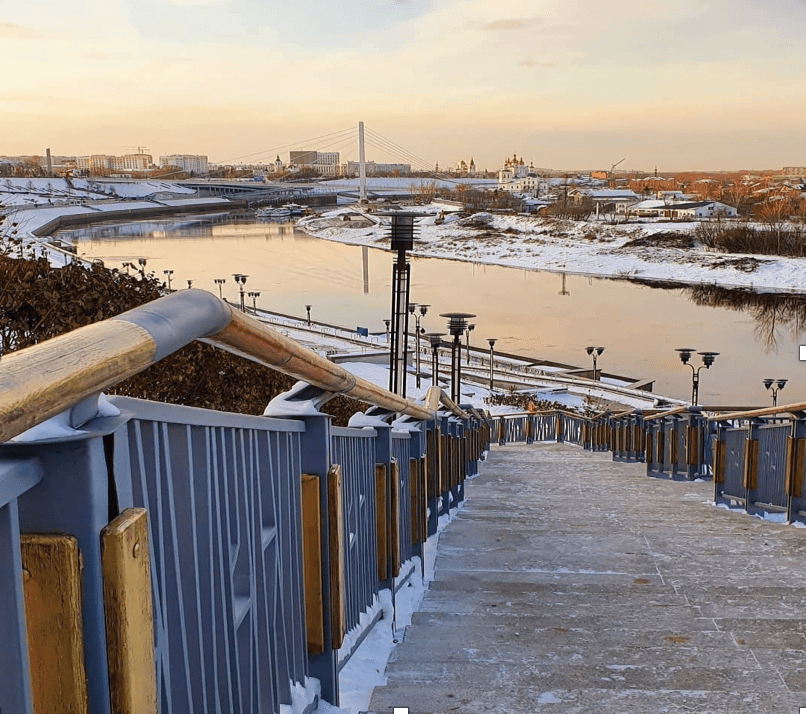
[{"xmin": 3, "ymin": 0, "xmax": 806, "ymax": 171}]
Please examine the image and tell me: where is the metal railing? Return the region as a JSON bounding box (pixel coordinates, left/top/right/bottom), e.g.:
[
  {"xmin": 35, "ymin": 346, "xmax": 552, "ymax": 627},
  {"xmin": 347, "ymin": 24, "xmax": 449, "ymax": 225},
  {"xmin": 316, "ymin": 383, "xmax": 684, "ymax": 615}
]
[
  {"xmin": 491, "ymin": 402, "xmax": 806, "ymax": 525},
  {"xmin": 0, "ymin": 290, "xmax": 487, "ymax": 714}
]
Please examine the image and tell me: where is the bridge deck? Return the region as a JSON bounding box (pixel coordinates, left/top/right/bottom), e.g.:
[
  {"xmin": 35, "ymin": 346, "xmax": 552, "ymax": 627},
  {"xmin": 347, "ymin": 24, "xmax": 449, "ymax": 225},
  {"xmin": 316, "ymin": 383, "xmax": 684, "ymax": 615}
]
[{"xmin": 367, "ymin": 443, "xmax": 806, "ymax": 713}]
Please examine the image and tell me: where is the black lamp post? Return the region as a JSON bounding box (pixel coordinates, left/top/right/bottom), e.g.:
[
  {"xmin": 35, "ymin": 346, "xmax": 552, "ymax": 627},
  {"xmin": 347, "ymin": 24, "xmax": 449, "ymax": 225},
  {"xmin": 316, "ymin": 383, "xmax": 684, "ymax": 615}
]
[
  {"xmin": 137, "ymin": 257, "xmax": 147, "ymax": 278},
  {"xmin": 465, "ymin": 323, "xmax": 476, "ymax": 365},
  {"xmin": 163, "ymin": 269, "xmax": 173, "ymax": 291},
  {"xmin": 383, "ymin": 319, "xmax": 391, "ymax": 340},
  {"xmin": 585, "ymin": 346, "xmax": 605, "ymax": 381},
  {"xmin": 410, "ymin": 303, "xmax": 430, "ymax": 388},
  {"xmin": 214, "ymin": 278, "xmax": 226, "ymax": 299},
  {"xmin": 248, "ymin": 291, "xmax": 260, "ymax": 312},
  {"xmin": 305, "ymin": 304, "xmax": 312, "ymax": 326},
  {"xmin": 232, "ymin": 274, "xmax": 248, "ymax": 310},
  {"xmin": 425, "ymin": 333, "xmax": 445, "ymax": 388},
  {"xmin": 676, "ymin": 348, "xmax": 719, "ymax": 406},
  {"xmin": 763, "ymin": 378, "xmax": 787, "ymax": 407},
  {"xmin": 186, "ymin": 279, "xmax": 193, "ymax": 289},
  {"xmin": 441, "ymin": 313, "xmax": 476, "ymax": 403},
  {"xmin": 488, "ymin": 338, "xmax": 497, "ymax": 391}
]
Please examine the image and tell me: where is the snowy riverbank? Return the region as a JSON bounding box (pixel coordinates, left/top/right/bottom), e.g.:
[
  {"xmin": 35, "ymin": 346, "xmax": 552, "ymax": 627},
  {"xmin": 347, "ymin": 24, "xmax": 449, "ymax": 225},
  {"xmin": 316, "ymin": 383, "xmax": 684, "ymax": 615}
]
[{"xmin": 298, "ymin": 207, "xmax": 806, "ymax": 294}]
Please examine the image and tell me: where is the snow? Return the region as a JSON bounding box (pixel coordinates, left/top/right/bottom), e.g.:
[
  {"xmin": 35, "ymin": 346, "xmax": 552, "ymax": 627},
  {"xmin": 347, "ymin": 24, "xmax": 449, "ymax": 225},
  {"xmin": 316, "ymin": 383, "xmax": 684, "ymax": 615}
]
[
  {"xmin": 317, "ymin": 503, "xmax": 464, "ymax": 714},
  {"xmin": 10, "ymin": 394, "xmax": 120, "ymax": 442},
  {"xmin": 298, "ymin": 205, "xmax": 806, "ymax": 293}
]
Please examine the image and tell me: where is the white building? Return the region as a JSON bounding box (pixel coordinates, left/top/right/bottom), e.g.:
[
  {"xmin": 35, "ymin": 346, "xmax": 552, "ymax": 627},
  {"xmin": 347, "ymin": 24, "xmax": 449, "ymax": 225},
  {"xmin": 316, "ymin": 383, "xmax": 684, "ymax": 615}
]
[
  {"xmin": 656, "ymin": 200, "xmax": 738, "ymax": 220},
  {"xmin": 159, "ymin": 154, "xmax": 209, "ymax": 175},
  {"xmin": 343, "ymin": 161, "xmax": 411, "ymax": 177}
]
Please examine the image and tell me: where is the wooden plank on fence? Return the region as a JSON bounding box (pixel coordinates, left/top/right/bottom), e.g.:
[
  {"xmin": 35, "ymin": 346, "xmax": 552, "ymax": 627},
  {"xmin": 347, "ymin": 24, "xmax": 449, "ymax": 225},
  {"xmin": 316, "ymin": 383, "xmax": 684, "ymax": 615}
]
[
  {"xmin": 21, "ymin": 534, "xmax": 88, "ymax": 714},
  {"xmin": 645, "ymin": 433, "xmax": 653, "ymax": 463},
  {"xmin": 300, "ymin": 474, "xmax": 324, "ymax": 655},
  {"xmin": 785, "ymin": 437, "xmax": 806, "ymax": 497},
  {"xmin": 101, "ymin": 508, "xmax": 157, "ymax": 714},
  {"xmin": 390, "ymin": 461, "xmax": 401, "ymax": 578},
  {"xmin": 743, "ymin": 438, "xmax": 759, "ymax": 491},
  {"xmin": 327, "ymin": 465, "xmax": 346, "ymax": 650},
  {"xmin": 669, "ymin": 426, "xmax": 678, "ymax": 466},
  {"xmin": 686, "ymin": 426, "xmax": 700, "ymax": 466},
  {"xmin": 419, "ymin": 456, "xmax": 428, "ymax": 543},
  {"xmin": 409, "ymin": 459, "xmax": 420, "ymax": 546},
  {"xmin": 713, "ymin": 439, "xmax": 726, "ymax": 484},
  {"xmin": 374, "ymin": 464, "xmax": 387, "ymax": 581}
]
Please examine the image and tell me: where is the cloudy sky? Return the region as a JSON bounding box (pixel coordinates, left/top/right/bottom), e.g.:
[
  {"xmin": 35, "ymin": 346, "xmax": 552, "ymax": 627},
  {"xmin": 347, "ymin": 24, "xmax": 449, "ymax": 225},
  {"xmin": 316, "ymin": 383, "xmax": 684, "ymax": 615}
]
[{"xmin": 3, "ymin": 0, "xmax": 805, "ymax": 171}]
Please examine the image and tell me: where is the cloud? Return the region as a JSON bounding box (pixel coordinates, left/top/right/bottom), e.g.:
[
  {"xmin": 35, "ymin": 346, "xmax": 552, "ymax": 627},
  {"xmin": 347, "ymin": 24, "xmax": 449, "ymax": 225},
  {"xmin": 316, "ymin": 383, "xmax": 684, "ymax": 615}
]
[
  {"xmin": 0, "ymin": 22, "xmax": 41, "ymax": 39},
  {"xmin": 519, "ymin": 59, "xmax": 556, "ymax": 68},
  {"xmin": 482, "ymin": 16, "xmax": 544, "ymax": 31}
]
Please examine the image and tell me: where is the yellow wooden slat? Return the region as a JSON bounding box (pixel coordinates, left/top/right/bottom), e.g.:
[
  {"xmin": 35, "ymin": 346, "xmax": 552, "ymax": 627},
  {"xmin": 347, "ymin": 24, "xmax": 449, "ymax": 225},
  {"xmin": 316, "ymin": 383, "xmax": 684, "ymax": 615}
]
[
  {"xmin": 100, "ymin": 508, "xmax": 157, "ymax": 714},
  {"xmin": 390, "ymin": 461, "xmax": 401, "ymax": 578},
  {"xmin": 21, "ymin": 534, "xmax": 88, "ymax": 714},
  {"xmin": 300, "ymin": 474, "xmax": 324, "ymax": 655},
  {"xmin": 374, "ymin": 464, "xmax": 387, "ymax": 581},
  {"xmin": 327, "ymin": 465, "xmax": 345, "ymax": 650},
  {"xmin": 743, "ymin": 438, "xmax": 759, "ymax": 491}
]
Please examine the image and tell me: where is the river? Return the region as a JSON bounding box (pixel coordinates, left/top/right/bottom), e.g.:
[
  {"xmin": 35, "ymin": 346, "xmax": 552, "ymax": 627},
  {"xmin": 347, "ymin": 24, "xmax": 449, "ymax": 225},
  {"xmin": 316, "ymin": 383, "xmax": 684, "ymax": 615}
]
[{"xmin": 58, "ymin": 211, "xmax": 805, "ymax": 406}]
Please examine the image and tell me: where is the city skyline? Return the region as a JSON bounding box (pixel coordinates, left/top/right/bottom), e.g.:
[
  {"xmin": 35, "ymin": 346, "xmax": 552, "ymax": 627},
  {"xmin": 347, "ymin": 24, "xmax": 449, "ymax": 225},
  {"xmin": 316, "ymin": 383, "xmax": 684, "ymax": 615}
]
[{"xmin": 3, "ymin": 0, "xmax": 805, "ymax": 171}]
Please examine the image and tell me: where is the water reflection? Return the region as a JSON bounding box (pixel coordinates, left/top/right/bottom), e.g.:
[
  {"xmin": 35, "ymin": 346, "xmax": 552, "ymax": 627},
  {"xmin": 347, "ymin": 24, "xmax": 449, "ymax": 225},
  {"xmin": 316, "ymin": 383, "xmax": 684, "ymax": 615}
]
[{"xmin": 60, "ymin": 213, "xmax": 804, "ymax": 404}]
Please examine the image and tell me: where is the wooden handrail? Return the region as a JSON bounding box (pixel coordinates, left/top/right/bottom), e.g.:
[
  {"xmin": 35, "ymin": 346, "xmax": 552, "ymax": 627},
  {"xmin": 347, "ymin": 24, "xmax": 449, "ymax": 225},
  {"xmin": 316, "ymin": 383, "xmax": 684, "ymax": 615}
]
[
  {"xmin": 643, "ymin": 406, "xmax": 691, "ymax": 421},
  {"xmin": 707, "ymin": 401, "xmax": 806, "ymax": 422},
  {"xmin": 0, "ymin": 290, "xmax": 448, "ymax": 443}
]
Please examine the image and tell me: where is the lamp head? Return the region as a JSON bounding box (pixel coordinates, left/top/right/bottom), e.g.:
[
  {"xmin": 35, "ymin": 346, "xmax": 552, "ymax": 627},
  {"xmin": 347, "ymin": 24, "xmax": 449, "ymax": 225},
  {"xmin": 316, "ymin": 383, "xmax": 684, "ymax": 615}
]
[
  {"xmin": 408, "ymin": 303, "xmax": 417, "ymax": 314},
  {"xmin": 777, "ymin": 379, "xmax": 788, "ymax": 390},
  {"xmin": 586, "ymin": 346, "xmax": 594, "ymax": 356},
  {"xmin": 698, "ymin": 351, "xmax": 719, "ymax": 368},
  {"xmin": 424, "ymin": 332, "xmax": 445, "ymax": 347},
  {"xmin": 419, "ymin": 304, "xmax": 430, "ymax": 316},
  {"xmin": 596, "ymin": 346, "xmax": 605, "ymax": 356},
  {"xmin": 763, "ymin": 378, "xmax": 774, "ymax": 390},
  {"xmin": 488, "ymin": 338, "xmax": 497, "ymax": 348},
  {"xmin": 675, "ymin": 348, "xmax": 695, "ymax": 365}
]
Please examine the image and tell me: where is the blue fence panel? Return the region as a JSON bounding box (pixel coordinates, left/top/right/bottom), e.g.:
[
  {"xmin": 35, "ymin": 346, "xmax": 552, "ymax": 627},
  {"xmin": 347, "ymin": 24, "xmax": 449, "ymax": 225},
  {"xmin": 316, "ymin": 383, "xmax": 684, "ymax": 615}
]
[
  {"xmin": 111, "ymin": 396, "xmax": 308, "ymax": 714},
  {"xmin": 331, "ymin": 428, "xmax": 379, "ymax": 635},
  {"xmin": 721, "ymin": 427, "xmax": 748, "ymax": 502},
  {"xmin": 754, "ymin": 423, "xmax": 790, "ymax": 511}
]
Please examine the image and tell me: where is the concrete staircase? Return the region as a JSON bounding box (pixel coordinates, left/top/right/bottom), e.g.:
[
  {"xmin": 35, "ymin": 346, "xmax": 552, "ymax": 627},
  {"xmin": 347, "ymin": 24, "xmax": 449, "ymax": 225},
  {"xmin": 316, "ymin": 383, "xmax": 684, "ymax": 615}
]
[{"xmin": 365, "ymin": 443, "xmax": 806, "ymax": 713}]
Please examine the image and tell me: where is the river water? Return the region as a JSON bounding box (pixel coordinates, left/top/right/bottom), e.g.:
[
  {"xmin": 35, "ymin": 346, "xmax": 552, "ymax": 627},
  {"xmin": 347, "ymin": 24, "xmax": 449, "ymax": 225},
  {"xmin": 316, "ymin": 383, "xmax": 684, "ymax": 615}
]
[{"xmin": 59, "ymin": 211, "xmax": 806, "ymax": 406}]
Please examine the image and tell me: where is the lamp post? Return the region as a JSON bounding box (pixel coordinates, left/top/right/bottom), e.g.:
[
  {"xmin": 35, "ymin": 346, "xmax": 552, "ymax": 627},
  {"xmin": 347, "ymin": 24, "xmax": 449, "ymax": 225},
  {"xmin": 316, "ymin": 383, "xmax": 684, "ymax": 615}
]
[
  {"xmin": 425, "ymin": 333, "xmax": 446, "ymax": 388},
  {"xmin": 763, "ymin": 378, "xmax": 787, "ymax": 407},
  {"xmin": 383, "ymin": 319, "xmax": 391, "ymax": 340},
  {"xmin": 137, "ymin": 257, "xmax": 147, "ymax": 278},
  {"xmin": 305, "ymin": 304, "xmax": 312, "ymax": 326},
  {"xmin": 214, "ymin": 278, "xmax": 226, "ymax": 299},
  {"xmin": 163, "ymin": 269, "xmax": 173, "ymax": 291},
  {"xmin": 676, "ymin": 348, "xmax": 719, "ymax": 406},
  {"xmin": 465, "ymin": 323, "xmax": 476, "ymax": 365},
  {"xmin": 441, "ymin": 312, "xmax": 476, "ymax": 404},
  {"xmin": 410, "ymin": 303, "xmax": 430, "ymax": 389},
  {"xmin": 186, "ymin": 280, "xmax": 193, "ymax": 289},
  {"xmin": 488, "ymin": 338, "xmax": 497, "ymax": 391},
  {"xmin": 585, "ymin": 346, "xmax": 605, "ymax": 381},
  {"xmin": 233, "ymin": 274, "xmax": 248, "ymax": 311},
  {"xmin": 248, "ymin": 291, "xmax": 261, "ymax": 313}
]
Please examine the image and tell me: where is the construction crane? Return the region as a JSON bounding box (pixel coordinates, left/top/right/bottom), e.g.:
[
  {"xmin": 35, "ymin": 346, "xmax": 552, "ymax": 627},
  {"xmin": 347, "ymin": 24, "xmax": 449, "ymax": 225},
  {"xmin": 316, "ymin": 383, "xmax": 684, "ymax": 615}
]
[{"xmin": 607, "ymin": 158, "xmax": 625, "ymax": 186}]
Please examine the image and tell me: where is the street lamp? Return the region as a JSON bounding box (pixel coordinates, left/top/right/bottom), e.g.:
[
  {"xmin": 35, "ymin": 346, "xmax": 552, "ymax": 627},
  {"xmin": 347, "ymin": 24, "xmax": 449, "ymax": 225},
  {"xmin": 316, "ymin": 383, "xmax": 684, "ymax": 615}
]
[
  {"xmin": 763, "ymin": 378, "xmax": 787, "ymax": 407},
  {"xmin": 186, "ymin": 279, "xmax": 193, "ymax": 289},
  {"xmin": 383, "ymin": 319, "xmax": 391, "ymax": 340},
  {"xmin": 425, "ymin": 333, "xmax": 446, "ymax": 388},
  {"xmin": 163, "ymin": 269, "xmax": 173, "ymax": 291},
  {"xmin": 488, "ymin": 338, "xmax": 497, "ymax": 391},
  {"xmin": 676, "ymin": 348, "xmax": 719, "ymax": 406},
  {"xmin": 410, "ymin": 303, "xmax": 430, "ymax": 388},
  {"xmin": 214, "ymin": 278, "xmax": 226, "ymax": 299},
  {"xmin": 465, "ymin": 323, "xmax": 476, "ymax": 365},
  {"xmin": 585, "ymin": 346, "xmax": 605, "ymax": 381},
  {"xmin": 248, "ymin": 291, "xmax": 261, "ymax": 313},
  {"xmin": 137, "ymin": 257, "xmax": 147, "ymax": 278},
  {"xmin": 233, "ymin": 274, "xmax": 248, "ymax": 311},
  {"xmin": 440, "ymin": 312, "xmax": 476, "ymax": 404},
  {"xmin": 305, "ymin": 304, "xmax": 312, "ymax": 326}
]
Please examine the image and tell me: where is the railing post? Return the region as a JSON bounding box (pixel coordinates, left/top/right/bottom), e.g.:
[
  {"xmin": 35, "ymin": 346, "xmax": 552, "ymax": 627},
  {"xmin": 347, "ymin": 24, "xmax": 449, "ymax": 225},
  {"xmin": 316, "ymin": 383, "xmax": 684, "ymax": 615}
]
[
  {"xmin": 371, "ymin": 421, "xmax": 394, "ymax": 591},
  {"xmin": 742, "ymin": 419, "xmax": 761, "ymax": 515},
  {"xmin": 786, "ymin": 415, "xmax": 806, "ymax": 523},
  {"xmin": 297, "ymin": 412, "xmax": 340, "ymax": 706},
  {"xmin": 6, "ymin": 430, "xmax": 120, "ymax": 714}
]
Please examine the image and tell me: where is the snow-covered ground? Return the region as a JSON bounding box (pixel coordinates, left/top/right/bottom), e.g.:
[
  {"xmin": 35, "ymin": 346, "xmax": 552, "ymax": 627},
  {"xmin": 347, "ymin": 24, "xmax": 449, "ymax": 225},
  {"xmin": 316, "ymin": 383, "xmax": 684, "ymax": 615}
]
[{"xmin": 298, "ymin": 206, "xmax": 806, "ymax": 293}]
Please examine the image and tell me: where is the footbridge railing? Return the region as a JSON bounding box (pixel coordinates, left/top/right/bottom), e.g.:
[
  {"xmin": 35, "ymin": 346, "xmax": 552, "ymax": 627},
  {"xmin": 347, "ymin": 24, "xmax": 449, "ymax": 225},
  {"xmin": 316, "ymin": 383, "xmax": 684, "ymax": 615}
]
[
  {"xmin": 0, "ymin": 290, "xmax": 490, "ymax": 714},
  {"xmin": 491, "ymin": 402, "xmax": 806, "ymax": 525}
]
